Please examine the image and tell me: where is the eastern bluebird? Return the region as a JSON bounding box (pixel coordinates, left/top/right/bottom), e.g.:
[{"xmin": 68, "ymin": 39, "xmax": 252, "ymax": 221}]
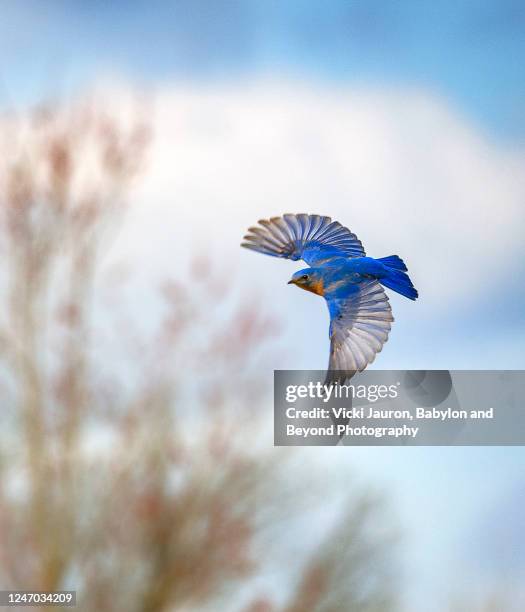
[{"xmin": 242, "ymin": 214, "xmax": 418, "ymax": 383}]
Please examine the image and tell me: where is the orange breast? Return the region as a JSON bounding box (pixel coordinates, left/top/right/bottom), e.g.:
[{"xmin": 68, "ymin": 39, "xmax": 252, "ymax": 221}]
[{"xmin": 304, "ymin": 278, "xmax": 324, "ymax": 296}]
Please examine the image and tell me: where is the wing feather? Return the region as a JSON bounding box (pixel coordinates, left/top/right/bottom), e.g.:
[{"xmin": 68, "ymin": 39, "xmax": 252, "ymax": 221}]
[
  {"xmin": 326, "ymin": 280, "xmax": 393, "ymax": 384},
  {"xmin": 241, "ymin": 213, "xmax": 365, "ymax": 265}
]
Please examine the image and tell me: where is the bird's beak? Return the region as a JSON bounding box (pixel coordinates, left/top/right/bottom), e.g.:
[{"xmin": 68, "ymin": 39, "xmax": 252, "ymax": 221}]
[{"xmin": 287, "ymin": 279, "xmax": 295, "ymax": 285}]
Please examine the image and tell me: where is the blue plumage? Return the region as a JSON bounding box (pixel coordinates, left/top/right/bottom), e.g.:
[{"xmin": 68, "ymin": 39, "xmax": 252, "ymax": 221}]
[
  {"xmin": 376, "ymin": 255, "xmax": 407, "ymax": 271},
  {"xmin": 242, "ymin": 214, "xmax": 418, "ymax": 382}
]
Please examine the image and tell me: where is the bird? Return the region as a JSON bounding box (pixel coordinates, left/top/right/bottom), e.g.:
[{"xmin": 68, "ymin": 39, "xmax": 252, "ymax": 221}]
[{"xmin": 241, "ymin": 214, "xmax": 418, "ymax": 383}]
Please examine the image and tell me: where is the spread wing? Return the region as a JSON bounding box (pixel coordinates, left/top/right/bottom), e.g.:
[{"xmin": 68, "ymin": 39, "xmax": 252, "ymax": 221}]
[
  {"xmin": 241, "ymin": 213, "xmax": 365, "ymax": 266},
  {"xmin": 326, "ymin": 280, "xmax": 393, "ymax": 384}
]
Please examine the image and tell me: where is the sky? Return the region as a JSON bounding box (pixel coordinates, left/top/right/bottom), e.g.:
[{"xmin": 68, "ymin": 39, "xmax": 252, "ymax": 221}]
[
  {"xmin": 3, "ymin": 0, "xmax": 525, "ymax": 141},
  {"xmin": 2, "ymin": 1, "xmax": 525, "ymax": 610}
]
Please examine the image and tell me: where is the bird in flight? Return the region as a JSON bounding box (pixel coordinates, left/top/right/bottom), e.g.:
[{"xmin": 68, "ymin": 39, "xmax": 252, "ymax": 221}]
[{"xmin": 241, "ymin": 214, "xmax": 418, "ymax": 383}]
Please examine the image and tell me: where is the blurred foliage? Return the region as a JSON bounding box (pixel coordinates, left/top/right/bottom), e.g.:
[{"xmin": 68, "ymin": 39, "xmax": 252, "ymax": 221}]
[{"xmin": 0, "ymin": 98, "xmax": 398, "ymax": 611}]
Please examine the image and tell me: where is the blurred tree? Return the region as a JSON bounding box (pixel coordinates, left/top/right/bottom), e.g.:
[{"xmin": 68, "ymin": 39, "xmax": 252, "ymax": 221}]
[{"xmin": 0, "ymin": 97, "xmax": 398, "ymax": 612}]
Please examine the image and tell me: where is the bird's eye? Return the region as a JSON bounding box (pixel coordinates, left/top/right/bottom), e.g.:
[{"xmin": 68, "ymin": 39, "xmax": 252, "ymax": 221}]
[{"xmin": 301, "ymin": 274, "xmax": 309, "ymax": 281}]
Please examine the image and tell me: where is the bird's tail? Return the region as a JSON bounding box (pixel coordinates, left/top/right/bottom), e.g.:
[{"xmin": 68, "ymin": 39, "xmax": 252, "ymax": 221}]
[
  {"xmin": 378, "ymin": 255, "xmax": 418, "ymax": 300},
  {"xmin": 377, "ymin": 255, "xmax": 408, "ymax": 271}
]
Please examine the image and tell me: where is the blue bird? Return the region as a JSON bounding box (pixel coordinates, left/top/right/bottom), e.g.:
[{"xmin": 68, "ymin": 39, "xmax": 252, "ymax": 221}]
[{"xmin": 241, "ymin": 214, "xmax": 418, "ymax": 383}]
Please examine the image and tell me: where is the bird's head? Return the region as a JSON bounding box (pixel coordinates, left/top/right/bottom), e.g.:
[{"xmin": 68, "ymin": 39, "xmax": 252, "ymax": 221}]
[{"xmin": 287, "ymin": 268, "xmax": 324, "ymax": 296}]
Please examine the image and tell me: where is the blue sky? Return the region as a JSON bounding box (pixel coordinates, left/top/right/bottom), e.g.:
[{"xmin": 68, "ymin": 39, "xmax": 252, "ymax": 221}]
[{"xmin": 3, "ymin": 0, "xmax": 525, "ymax": 141}]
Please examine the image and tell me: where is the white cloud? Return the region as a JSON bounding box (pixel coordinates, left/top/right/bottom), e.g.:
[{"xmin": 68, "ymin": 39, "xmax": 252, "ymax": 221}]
[
  {"xmin": 116, "ymin": 80, "xmax": 525, "ymax": 304},
  {"xmin": 102, "ymin": 79, "xmax": 525, "ymax": 373}
]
